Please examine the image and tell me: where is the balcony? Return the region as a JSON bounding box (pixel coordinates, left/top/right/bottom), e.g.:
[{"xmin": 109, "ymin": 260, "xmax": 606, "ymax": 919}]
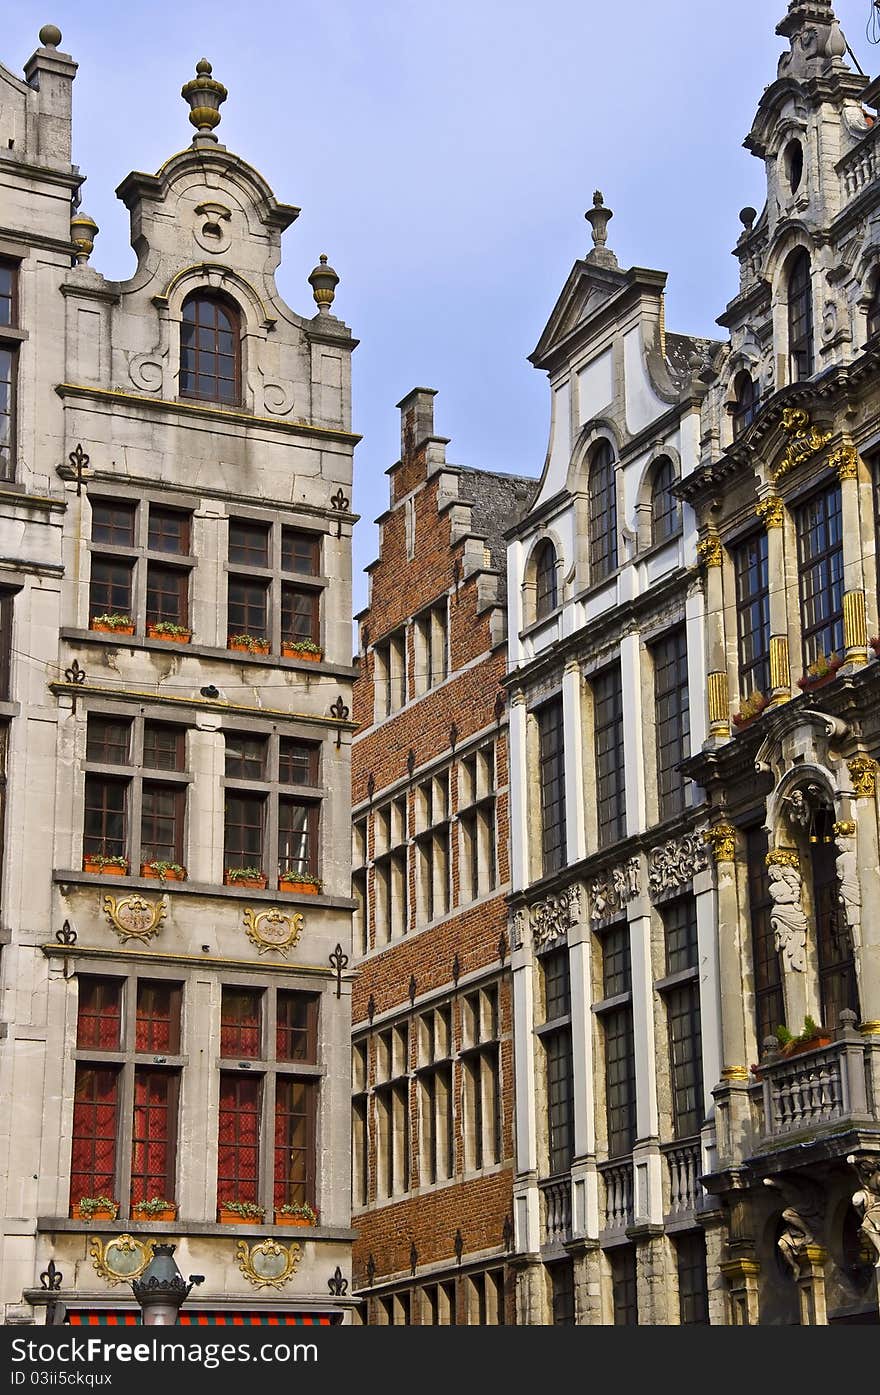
[
  {"xmin": 838, "ymin": 121, "xmax": 880, "ymax": 201},
  {"xmin": 752, "ymin": 1024, "xmax": 879, "ymax": 1149},
  {"xmin": 598, "ymin": 1159, "xmax": 633, "ymax": 1235},
  {"xmin": 662, "ymin": 1138, "xmax": 703, "ymax": 1220},
  {"xmin": 538, "ymin": 1175, "xmax": 572, "ymax": 1246}
]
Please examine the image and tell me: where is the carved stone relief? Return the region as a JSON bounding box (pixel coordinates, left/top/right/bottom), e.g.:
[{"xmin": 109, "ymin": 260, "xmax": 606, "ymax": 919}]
[
  {"xmin": 529, "ymin": 884, "xmax": 581, "ymax": 950},
  {"xmin": 588, "ymin": 858, "xmax": 640, "ymax": 922},
  {"xmin": 766, "ymin": 852, "xmax": 807, "ymax": 972},
  {"xmin": 647, "ymin": 834, "xmax": 708, "ymax": 899}
]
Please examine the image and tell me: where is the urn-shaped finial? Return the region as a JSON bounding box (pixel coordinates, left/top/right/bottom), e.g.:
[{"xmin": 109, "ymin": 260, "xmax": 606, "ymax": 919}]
[
  {"xmin": 308, "ymin": 254, "xmax": 339, "ymax": 315},
  {"xmin": 181, "ymin": 59, "xmax": 228, "ymax": 140},
  {"xmin": 585, "ymin": 191, "xmax": 618, "ymax": 268},
  {"xmin": 70, "ymin": 212, "xmax": 99, "ymax": 265}
]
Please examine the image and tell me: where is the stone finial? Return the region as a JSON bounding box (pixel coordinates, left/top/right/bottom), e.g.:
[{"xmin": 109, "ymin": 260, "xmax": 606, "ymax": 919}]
[
  {"xmin": 308, "ymin": 254, "xmax": 339, "ymax": 315},
  {"xmin": 38, "ymin": 23, "xmax": 62, "ymax": 47},
  {"xmin": 739, "ymin": 206, "xmax": 757, "ymax": 232},
  {"xmin": 70, "ymin": 212, "xmax": 98, "ymax": 265},
  {"xmin": 585, "ymin": 191, "xmax": 618, "ymax": 270},
  {"xmin": 181, "ymin": 59, "xmax": 228, "ymax": 140}
]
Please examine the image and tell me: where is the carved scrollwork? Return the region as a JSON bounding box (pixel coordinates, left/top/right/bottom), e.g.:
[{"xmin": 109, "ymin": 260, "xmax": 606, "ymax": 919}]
[
  {"xmin": 236, "ymin": 1238, "xmax": 301, "ymax": 1289},
  {"xmin": 102, "ymin": 893, "xmax": 166, "ymax": 945},
  {"xmin": 774, "ymin": 409, "xmax": 832, "ymax": 481},
  {"xmin": 90, "ymin": 1234, "xmax": 153, "ymax": 1286},
  {"xmin": 647, "ymin": 835, "xmax": 708, "ymax": 898},
  {"xmin": 243, "ymin": 906, "xmax": 304, "ymax": 958},
  {"xmin": 588, "ymin": 859, "xmax": 640, "ymax": 922},
  {"xmin": 128, "ymin": 351, "xmax": 166, "ymax": 394},
  {"xmin": 529, "ymin": 884, "xmax": 582, "ymax": 949}
]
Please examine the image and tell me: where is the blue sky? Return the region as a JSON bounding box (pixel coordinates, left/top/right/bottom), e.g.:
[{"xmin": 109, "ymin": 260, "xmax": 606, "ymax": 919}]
[{"xmin": 4, "ymin": 1, "xmax": 877, "ymax": 616}]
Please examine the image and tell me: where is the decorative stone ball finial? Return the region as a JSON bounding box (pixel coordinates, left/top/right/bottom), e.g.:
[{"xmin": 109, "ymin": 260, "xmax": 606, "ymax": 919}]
[
  {"xmin": 308, "ymin": 254, "xmax": 339, "ymax": 315},
  {"xmin": 739, "ymin": 206, "xmax": 757, "ymax": 232},
  {"xmin": 181, "ymin": 59, "xmax": 228, "ymax": 140},
  {"xmin": 586, "ymin": 190, "xmax": 612, "ymax": 249},
  {"xmin": 70, "ymin": 212, "xmax": 98, "ymax": 265},
  {"xmin": 39, "ymin": 24, "xmax": 62, "ymax": 48}
]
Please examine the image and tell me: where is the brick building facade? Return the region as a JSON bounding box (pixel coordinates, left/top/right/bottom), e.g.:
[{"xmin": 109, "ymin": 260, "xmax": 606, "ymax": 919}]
[{"xmin": 350, "ymin": 388, "xmax": 532, "ymax": 1322}]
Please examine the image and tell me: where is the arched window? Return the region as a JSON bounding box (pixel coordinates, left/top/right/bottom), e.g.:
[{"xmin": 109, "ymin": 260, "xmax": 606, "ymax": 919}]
[
  {"xmin": 534, "ymin": 540, "xmax": 558, "ymax": 619},
  {"xmin": 650, "ymin": 457, "xmax": 680, "ymax": 545},
  {"xmin": 867, "ymin": 278, "xmax": 880, "ymax": 341},
  {"xmin": 783, "ymin": 139, "xmax": 804, "ymax": 195},
  {"xmin": 589, "ymin": 440, "xmax": 617, "ymax": 582},
  {"xmin": 787, "ymin": 250, "xmax": 814, "ymax": 382},
  {"xmin": 731, "ymin": 371, "xmax": 759, "ymax": 438},
  {"xmin": 180, "ymin": 293, "xmax": 241, "ymax": 405}
]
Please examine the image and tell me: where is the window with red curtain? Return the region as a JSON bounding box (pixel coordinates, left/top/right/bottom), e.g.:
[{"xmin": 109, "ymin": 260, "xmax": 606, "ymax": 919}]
[
  {"xmin": 135, "ymin": 982, "xmax": 181, "ymax": 1054},
  {"xmin": 220, "ymin": 988, "xmax": 262, "ymax": 1057},
  {"xmin": 275, "ymin": 992, "xmax": 317, "ymax": 1062},
  {"xmin": 70, "ymin": 1067, "xmax": 119, "ymax": 1205},
  {"xmin": 273, "ymin": 1077, "xmax": 316, "ymax": 1209},
  {"xmin": 130, "ymin": 1070, "xmax": 178, "ymax": 1204},
  {"xmin": 76, "ymin": 978, "xmax": 122, "ymax": 1050},
  {"xmin": 217, "ymin": 1074, "xmax": 261, "ymax": 1203}
]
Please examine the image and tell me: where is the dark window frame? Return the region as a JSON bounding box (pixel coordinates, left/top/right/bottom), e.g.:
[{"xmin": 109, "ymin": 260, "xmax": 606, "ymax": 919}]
[
  {"xmin": 82, "ymin": 711, "xmax": 190, "ymax": 872},
  {"xmin": 222, "ymin": 727, "xmax": 322, "ymax": 887},
  {"xmin": 538, "ymin": 949, "xmax": 574, "ymax": 1178},
  {"xmin": 536, "ymin": 698, "xmax": 566, "ymax": 877},
  {"xmin": 227, "ymin": 516, "xmax": 324, "ymax": 656},
  {"xmin": 788, "ymin": 249, "xmax": 814, "ymax": 382},
  {"xmin": 534, "ymin": 540, "xmax": 559, "ymax": 619},
  {"xmin": 180, "ymin": 292, "xmax": 242, "ymax": 406},
  {"xmin": 734, "ymin": 531, "xmax": 771, "ymax": 697},
  {"xmin": 588, "ymin": 440, "xmax": 618, "ymax": 583},
  {"xmin": 731, "ymin": 370, "xmax": 760, "ymax": 438},
  {"xmin": 88, "ymin": 496, "xmax": 195, "ymax": 637},
  {"xmin": 593, "ymin": 665, "xmax": 626, "ymax": 847},
  {"xmin": 650, "ymin": 457, "xmax": 680, "ymax": 545},
  {"xmin": 652, "ymin": 627, "xmax": 690, "ymax": 822},
  {"xmin": 795, "ymin": 482, "xmax": 844, "ymax": 670},
  {"xmin": 0, "ymin": 258, "xmax": 20, "ymax": 483},
  {"xmin": 745, "ymin": 825, "xmax": 785, "ymax": 1045}
]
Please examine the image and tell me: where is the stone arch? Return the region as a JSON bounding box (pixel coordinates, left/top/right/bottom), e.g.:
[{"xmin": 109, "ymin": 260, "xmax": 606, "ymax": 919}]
[
  {"xmin": 522, "ymin": 528, "xmax": 565, "ymax": 628},
  {"xmin": 634, "ymin": 445, "xmax": 682, "ymax": 552}
]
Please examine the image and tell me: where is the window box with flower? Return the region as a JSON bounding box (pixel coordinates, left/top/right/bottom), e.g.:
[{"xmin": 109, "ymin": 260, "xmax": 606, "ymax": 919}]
[
  {"xmin": 131, "ymin": 1196, "xmax": 177, "ymax": 1222},
  {"xmin": 71, "ymin": 1195, "xmax": 118, "ymax": 1221},
  {"xmin": 274, "ymin": 1201, "xmax": 318, "ymax": 1227},
  {"xmin": 217, "ymin": 1199, "xmax": 266, "ymax": 1224},
  {"xmin": 141, "ymin": 860, "xmax": 187, "ymax": 882},
  {"xmin": 281, "ymin": 638, "xmax": 323, "ymax": 663},
  {"xmin": 146, "ymin": 621, "xmax": 192, "ymax": 644},
  {"xmin": 278, "ymin": 870, "xmax": 322, "ymax": 896},
  {"xmin": 733, "ymin": 690, "xmax": 769, "ymax": 729},
  {"xmin": 83, "ymin": 853, "xmax": 129, "ymax": 877},
  {"xmin": 797, "ymin": 652, "xmax": 843, "ymax": 692},
  {"xmin": 90, "ymin": 613, "xmax": 135, "ymax": 636},
  {"xmin": 775, "ymin": 1017, "xmax": 833, "ymax": 1058},
  {"xmin": 227, "ymin": 633, "xmax": 270, "ymax": 656},
  {"xmin": 224, "ymin": 865, "xmax": 267, "ymax": 890}
]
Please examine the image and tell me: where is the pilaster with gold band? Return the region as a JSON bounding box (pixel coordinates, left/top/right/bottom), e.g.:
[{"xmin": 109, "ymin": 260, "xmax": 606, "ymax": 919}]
[
  {"xmin": 707, "ymin": 671, "xmax": 730, "ymax": 737},
  {"xmin": 720, "ymin": 1066, "xmax": 750, "ymax": 1082},
  {"xmin": 703, "ymin": 822, "xmax": 737, "ymax": 863},
  {"xmin": 696, "ymin": 535, "xmax": 722, "ymax": 570},
  {"xmin": 829, "ymin": 444, "xmax": 859, "ymax": 482},
  {"xmin": 843, "ymin": 590, "xmax": 868, "ymax": 666},
  {"xmin": 755, "ymin": 496, "xmax": 784, "ymax": 529},
  {"xmin": 847, "ymin": 755, "xmax": 878, "ymax": 799},
  {"xmin": 769, "ymin": 634, "xmax": 790, "ymax": 704},
  {"xmin": 766, "ymin": 847, "xmax": 800, "ymax": 869}
]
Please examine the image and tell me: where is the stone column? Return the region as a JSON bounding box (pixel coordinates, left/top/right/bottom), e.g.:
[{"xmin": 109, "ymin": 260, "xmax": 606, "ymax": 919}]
[
  {"xmin": 697, "ymin": 536, "xmax": 729, "ymax": 738},
  {"xmin": 635, "ymin": 1232, "xmax": 675, "ymax": 1325},
  {"xmin": 832, "ymin": 446, "xmax": 868, "ymax": 668},
  {"xmin": 508, "ymin": 690, "xmax": 529, "ymax": 892},
  {"xmin": 703, "ymin": 824, "xmax": 748, "ymax": 1074},
  {"xmin": 846, "ymin": 758, "xmax": 880, "ymax": 1025},
  {"xmin": 569, "ymin": 912, "xmax": 599, "ymax": 1240},
  {"xmin": 720, "ymin": 1257, "xmax": 761, "ymax": 1325},
  {"xmin": 187, "ymin": 715, "xmax": 224, "ymax": 884},
  {"xmin": 629, "ymin": 898, "xmax": 663, "ymax": 1227},
  {"xmin": 620, "ymin": 629, "xmax": 646, "ymax": 835},
  {"xmin": 703, "ymin": 1216, "xmax": 730, "ymax": 1326},
  {"xmin": 755, "ymin": 494, "xmax": 791, "ymax": 704},
  {"xmin": 573, "ymin": 1244, "xmax": 602, "ymax": 1325},
  {"xmin": 562, "ymin": 660, "xmax": 586, "ymax": 864},
  {"xmin": 794, "ymin": 1246, "xmax": 829, "ymax": 1325}
]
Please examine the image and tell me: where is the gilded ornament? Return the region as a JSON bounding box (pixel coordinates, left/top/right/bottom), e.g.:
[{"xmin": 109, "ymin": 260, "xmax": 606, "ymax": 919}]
[
  {"xmin": 707, "ymin": 672, "xmax": 729, "ymax": 727},
  {"xmin": 859, "ymin": 1021, "xmax": 880, "ymax": 1036},
  {"xmin": 720, "ymin": 1066, "xmax": 750, "ymax": 1082},
  {"xmin": 843, "ymin": 590, "xmax": 868, "ymax": 655},
  {"xmin": 832, "ymin": 820, "xmax": 856, "ymax": 838},
  {"xmin": 90, "ymin": 1234, "xmax": 153, "ymax": 1286},
  {"xmin": 243, "ymin": 906, "xmax": 304, "ymax": 957},
  {"xmin": 774, "ymin": 409, "xmax": 832, "ymax": 480},
  {"xmin": 755, "ymin": 496, "xmax": 784, "ymax": 529},
  {"xmin": 702, "ymin": 823, "xmax": 737, "ymax": 863},
  {"xmin": 235, "ymin": 1238, "xmax": 301, "ymax": 1289},
  {"xmin": 847, "ymin": 755, "xmax": 878, "ymax": 799},
  {"xmin": 102, "ymin": 893, "xmax": 166, "ymax": 945},
  {"xmin": 696, "ymin": 536, "xmax": 722, "ymax": 569},
  {"xmin": 769, "ymin": 635, "xmax": 791, "ymax": 694},
  {"xmin": 765, "ymin": 848, "xmax": 800, "ymax": 869},
  {"xmin": 829, "ymin": 445, "xmax": 859, "ymax": 482}
]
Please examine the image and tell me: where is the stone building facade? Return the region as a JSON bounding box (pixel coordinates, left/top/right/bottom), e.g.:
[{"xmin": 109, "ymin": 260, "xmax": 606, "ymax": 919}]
[
  {"xmin": 0, "ymin": 28, "xmax": 357, "ymax": 1324},
  {"xmin": 503, "ymin": 0, "xmax": 880, "ymax": 1325},
  {"xmin": 680, "ymin": 0, "xmax": 880, "ymax": 1326},
  {"xmin": 350, "ymin": 389, "xmax": 532, "ymax": 1322}
]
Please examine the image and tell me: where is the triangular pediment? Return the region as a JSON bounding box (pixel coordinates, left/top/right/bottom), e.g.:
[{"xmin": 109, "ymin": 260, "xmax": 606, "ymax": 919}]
[{"xmin": 530, "ymin": 258, "xmax": 629, "ymax": 368}]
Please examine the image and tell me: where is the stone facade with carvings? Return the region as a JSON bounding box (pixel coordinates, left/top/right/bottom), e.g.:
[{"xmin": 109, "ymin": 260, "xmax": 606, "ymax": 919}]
[
  {"xmin": 0, "ymin": 30, "xmax": 356, "ymax": 1323},
  {"xmin": 678, "ymin": 0, "xmax": 880, "ymax": 1326}
]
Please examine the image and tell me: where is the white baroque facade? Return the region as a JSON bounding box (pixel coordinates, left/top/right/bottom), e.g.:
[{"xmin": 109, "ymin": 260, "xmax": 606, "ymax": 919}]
[{"xmin": 0, "ymin": 28, "xmax": 357, "ymax": 1323}]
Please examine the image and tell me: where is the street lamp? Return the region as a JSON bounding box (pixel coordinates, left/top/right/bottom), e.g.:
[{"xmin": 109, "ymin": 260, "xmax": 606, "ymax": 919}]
[{"xmin": 131, "ymin": 1243, "xmax": 204, "ymax": 1325}]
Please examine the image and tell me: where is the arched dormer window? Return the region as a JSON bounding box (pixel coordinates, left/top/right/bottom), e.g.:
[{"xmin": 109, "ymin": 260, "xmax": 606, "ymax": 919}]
[
  {"xmin": 787, "ymin": 250, "xmax": 814, "ymax": 382},
  {"xmin": 180, "ymin": 292, "xmax": 241, "ymax": 405},
  {"xmin": 534, "ymin": 540, "xmax": 558, "ymax": 620},
  {"xmin": 867, "ymin": 278, "xmax": 880, "ymax": 341},
  {"xmin": 650, "ymin": 456, "xmax": 680, "ymax": 545},
  {"xmin": 732, "ymin": 370, "xmax": 759, "ymax": 438},
  {"xmin": 588, "ymin": 440, "xmax": 617, "ymax": 582}
]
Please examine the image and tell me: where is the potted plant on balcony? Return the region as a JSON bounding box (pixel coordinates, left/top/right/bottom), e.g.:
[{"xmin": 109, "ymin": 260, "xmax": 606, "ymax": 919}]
[
  {"xmin": 83, "ymin": 853, "xmax": 129, "ymax": 876},
  {"xmin": 278, "ymin": 870, "xmax": 322, "ymax": 896},
  {"xmin": 131, "ymin": 1196, "xmax": 177, "ymax": 1222},
  {"xmin": 732, "ymin": 689, "xmax": 769, "ymax": 729},
  {"xmin": 224, "ymin": 866, "xmax": 267, "ymax": 890},
  {"xmin": 71, "ymin": 1195, "xmax": 118, "ymax": 1221},
  {"xmin": 141, "ymin": 860, "xmax": 187, "ymax": 882},
  {"xmin": 90, "ymin": 613, "xmax": 135, "ymax": 636},
  {"xmin": 274, "ymin": 1201, "xmax": 318, "ymax": 1227},
  {"xmin": 797, "ymin": 652, "xmax": 843, "ymax": 692},
  {"xmin": 778, "ymin": 1016, "xmax": 833, "ymax": 1058},
  {"xmin": 217, "ymin": 1199, "xmax": 265, "ymax": 1224},
  {"xmin": 281, "ymin": 637, "xmax": 323, "ymax": 663},
  {"xmin": 146, "ymin": 621, "xmax": 192, "ymax": 644},
  {"xmin": 227, "ymin": 633, "xmax": 271, "ymax": 655}
]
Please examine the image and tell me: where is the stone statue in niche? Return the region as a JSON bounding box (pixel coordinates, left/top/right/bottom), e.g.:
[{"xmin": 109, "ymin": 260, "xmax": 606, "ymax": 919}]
[
  {"xmin": 835, "ymin": 830, "xmax": 861, "ymax": 941},
  {"xmin": 767, "ymin": 861, "xmax": 808, "ymax": 972},
  {"xmin": 764, "ymin": 1176, "xmax": 825, "ymax": 1277},
  {"xmin": 847, "ymin": 1154, "xmax": 880, "ymax": 1264}
]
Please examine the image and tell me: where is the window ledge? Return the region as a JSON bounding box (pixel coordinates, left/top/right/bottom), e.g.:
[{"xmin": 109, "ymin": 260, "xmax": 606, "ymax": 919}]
[
  {"xmin": 60, "ymin": 627, "xmax": 358, "ymax": 677},
  {"xmin": 37, "ymin": 1217, "xmax": 356, "ymax": 1240},
  {"xmin": 592, "ymin": 991, "xmax": 632, "ymax": 1015},
  {"xmin": 53, "ymin": 869, "xmax": 356, "ymax": 910},
  {"xmin": 654, "ymin": 966, "xmax": 699, "ymax": 993}
]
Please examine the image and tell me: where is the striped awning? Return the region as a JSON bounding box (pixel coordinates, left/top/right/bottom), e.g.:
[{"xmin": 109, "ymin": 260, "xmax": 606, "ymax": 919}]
[{"xmin": 66, "ymin": 1311, "xmax": 337, "ymax": 1326}]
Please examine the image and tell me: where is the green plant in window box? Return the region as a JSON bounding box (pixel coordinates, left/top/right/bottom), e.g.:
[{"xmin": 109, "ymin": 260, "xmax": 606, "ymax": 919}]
[
  {"xmin": 224, "ymin": 865, "xmax": 267, "ymax": 887},
  {"xmin": 274, "ymin": 1201, "xmax": 318, "ymax": 1226},
  {"xmin": 146, "ymin": 621, "xmax": 192, "ymax": 643},
  {"xmin": 217, "ymin": 1199, "xmax": 265, "ymax": 1222},
  {"xmin": 141, "ymin": 860, "xmax": 187, "ymax": 882},
  {"xmin": 797, "ymin": 652, "xmax": 843, "ymax": 689},
  {"xmin": 732, "ymin": 690, "xmax": 769, "ymax": 728},
  {"xmin": 72, "ymin": 1195, "xmax": 118, "ymax": 1220},
  {"xmin": 90, "ymin": 613, "xmax": 135, "ymax": 634},
  {"xmin": 278, "ymin": 870, "xmax": 322, "ymax": 894},
  {"xmin": 281, "ymin": 637, "xmax": 323, "ymax": 662},
  {"xmin": 131, "ymin": 1196, "xmax": 177, "ymax": 1220},
  {"xmin": 83, "ymin": 852, "xmax": 129, "ymax": 875},
  {"xmin": 227, "ymin": 633, "xmax": 271, "ymax": 654}
]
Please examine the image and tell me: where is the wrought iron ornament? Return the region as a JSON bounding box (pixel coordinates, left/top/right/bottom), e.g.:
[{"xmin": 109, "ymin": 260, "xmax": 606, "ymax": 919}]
[
  {"xmin": 328, "ymin": 1266, "xmax": 348, "ymax": 1296},
  {"xmin": 39, "ymin": 1260, "xmax": 63, "ymax": 1291},
  {"xmin": 329, "ymin": 943, "xmax": 349, "ymax": 998}
]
